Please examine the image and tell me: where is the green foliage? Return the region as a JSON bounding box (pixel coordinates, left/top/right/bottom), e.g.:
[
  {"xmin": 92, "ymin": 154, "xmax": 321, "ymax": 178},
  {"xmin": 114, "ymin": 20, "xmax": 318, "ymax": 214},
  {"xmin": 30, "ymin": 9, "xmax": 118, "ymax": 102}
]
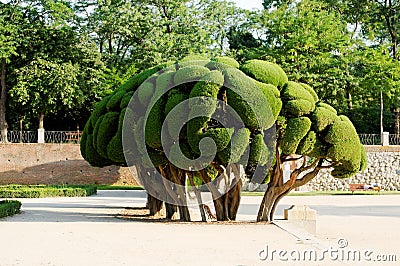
[
  {"xmin": 200, "ymin": 127, "xmax": 235, "ymax": 155},
  {"xmin": 138, "ymin": 81, "xmax": 155, "ymax": 105},
  {"xmin": 281, "ymin": 117, "xmax": 312, "ymax": 155},
  {"xmin": 240, "ymin": 60, "xmax": 288, "ymax": 89},
  {"xmin": 324, "ymin": 116, "xmax": 365, "ymax": 178},
  {"xmin": 0, "ymin": 200, "xmax": 21, "ymax": 218},
  {"xmin": 285, "ymin": 99, "xmax": 315, "ymax": 117},
  {"xmin": 218, "ymin": 127, "xmax": 251, "ymax": 164},
  {"xmin": 174, "ymin": 65, "xmax": 210, "ymax": 85},
  {"xmin": 248, "ymin": 133, "xmax": 269, "ymax": 166},
  {"xmin": 296, "ymin": 131, "xmax": 317, "ymax": 155},
  {"xmin": 224, "ymin": 67, "xmax": 275, "ymax": 130},
  {"xmin": 255, "ymin": 82, "xmax": 282, "ymax": 120},
  {"xmin": 311, "ymin": 106, "xmax": 339, "ymax": 132},
  {"xmin": 214, "ymin": 56, "xmax": 240, "ymax": 68},
  {"xmin": 300, "ymin": 83, "xmax": 319, "ymax": 102},
  {"xmin": 145, "ymin": 98, "xmax": 165, "ymax": 149},
  {"xmin": 96, "ymin": 112, "xmax": 119, "ymax": 158},
  {"xmin": 118, "ymin": 65, "xmax": 163, "ymax": 92},
  {"xmin": 90, "ymin": 95, "xmax": 111, "ymax": 128},
  {"xmin": 155, "ymin": 71, "xmax": 176, "ymax": 99},
  {"xmin": 106, "ymin": 90, "xmax": 126, "ymax": 111},
  {"xmin": 0, "ymin": 185, "xmax": 97, "ymax": 198}
]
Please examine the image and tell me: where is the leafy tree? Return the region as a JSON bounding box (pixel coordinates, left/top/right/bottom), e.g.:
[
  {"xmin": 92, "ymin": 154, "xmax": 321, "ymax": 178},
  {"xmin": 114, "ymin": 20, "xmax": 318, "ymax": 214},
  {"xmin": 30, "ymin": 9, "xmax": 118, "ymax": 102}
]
[
  {"xmin": 81, "ymin": 56, "xmax": 365, "ymax": 222},
  {"xmin": 2, "ymin": 1, "xmax": 108, "ymax": 131},
  {"xmin": 75, "ymin": 0, "xmax": 240, "ymax": 85},
  {"xmin": 0, "ymin": 1, "xmax": 22, "ymax": 142}
]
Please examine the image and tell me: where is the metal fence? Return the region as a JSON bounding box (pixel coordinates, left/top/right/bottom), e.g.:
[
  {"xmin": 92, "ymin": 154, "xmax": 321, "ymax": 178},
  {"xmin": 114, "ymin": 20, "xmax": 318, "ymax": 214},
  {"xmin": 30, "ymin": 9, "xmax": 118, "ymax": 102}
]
[
  {"xmin": 358, "ymin": 134, "xmax": 381, "ymax": 145},
  {"xmin": 389, "ymin": 134, "xmax": 400, "ymax": 145},
  {"xmin": 0, "ymin": 131, "xmax": 399, "ymax": 146},
  {"xmin": 0, "ymin": 131, "xmax": 38, "ymax": 143},
  {"xmin": 0, "ymin": 131, "xmax": 81, "ymax": 144}
]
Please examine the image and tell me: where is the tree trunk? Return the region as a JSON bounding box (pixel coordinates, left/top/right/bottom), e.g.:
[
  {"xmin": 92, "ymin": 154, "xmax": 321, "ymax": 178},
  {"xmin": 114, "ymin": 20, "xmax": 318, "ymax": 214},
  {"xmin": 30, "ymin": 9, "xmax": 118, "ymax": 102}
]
[
  {"xmin": 199, "ymin": 169, "xmax": 229, "ymax": 221},
  {"xmin": 165, "ymin": 203, "xmax": 178, "ymax": 220},
  {"xmin": 188, "ymin": 172, "xmax": 207, "ymax": 222},
  {"xmin": 0, "ymin": 58, "xmax": 8, "ymax": 143},
  {"xmin": 227, "ymin": 178, "xmax": 242, "ymax": 221},
  {"xmin": 147, "ymin": 194, "xmax": 163, "ymax": 217},
  {"xmin": 38, "ymin": 111, "xmax": 45, "ymax": 129},
  {"xmin": 257, "ymin": 184, "xmax": 281, "ymax": 222},
  {"xmin": 169, "ymin": 166, "xmax": 191, "ymax": 222},
  {"xmin": 394, "ymin": 108, "xmax": 400, "ymax": 135}
]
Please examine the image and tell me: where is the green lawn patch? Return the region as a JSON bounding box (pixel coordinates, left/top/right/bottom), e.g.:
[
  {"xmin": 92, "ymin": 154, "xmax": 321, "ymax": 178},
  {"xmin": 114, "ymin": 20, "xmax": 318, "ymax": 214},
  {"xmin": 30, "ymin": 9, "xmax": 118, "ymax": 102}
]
[
  {"xmin": 0, "ymin": 200, "xmax": 22, "ymax": 218},
  {"xmin": 0, "ymin": 185, "xmax": 97, "ymax": 198},
  {"xmin": 96, "ymin": 185, "xmax": 144, "ymax": 190}
]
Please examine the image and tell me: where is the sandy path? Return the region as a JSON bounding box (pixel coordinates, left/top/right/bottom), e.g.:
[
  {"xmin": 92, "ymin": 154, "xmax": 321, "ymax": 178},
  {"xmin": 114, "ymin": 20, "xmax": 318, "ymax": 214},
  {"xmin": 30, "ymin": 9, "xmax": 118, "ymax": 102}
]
[{"xmin": 0, "ymin": 191, "xmax": 399, "ymax": 266}]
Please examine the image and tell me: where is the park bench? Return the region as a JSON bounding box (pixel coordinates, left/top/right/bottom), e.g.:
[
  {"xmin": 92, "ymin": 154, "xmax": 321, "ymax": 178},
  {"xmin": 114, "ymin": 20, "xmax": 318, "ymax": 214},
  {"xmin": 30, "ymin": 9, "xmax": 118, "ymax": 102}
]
[
  {"xmin": 65, "ymin": 131, "xmax": 82, "ymax": 143},
  {"xmin": 349, "ymin": 183, "xmax": 381, "ymax": 194}
]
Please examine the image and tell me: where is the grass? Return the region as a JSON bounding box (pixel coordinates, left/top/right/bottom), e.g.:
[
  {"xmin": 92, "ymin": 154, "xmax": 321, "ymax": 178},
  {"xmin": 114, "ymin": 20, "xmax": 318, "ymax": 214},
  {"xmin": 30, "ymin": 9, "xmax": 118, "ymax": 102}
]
[
  {"xmin": 96, "ymin": 185, "xmax": 144, "ymax": 190},
  {"xmin": 0, "ymin": 185, "xmax": 97, "ymax": 198},
  {"xmin": 241, "ymin": 190, "xmax": 400, "ymax": 196},
  {"xmin": 0, "ymin": 200, "xmax": 22, "ymax": 218}
]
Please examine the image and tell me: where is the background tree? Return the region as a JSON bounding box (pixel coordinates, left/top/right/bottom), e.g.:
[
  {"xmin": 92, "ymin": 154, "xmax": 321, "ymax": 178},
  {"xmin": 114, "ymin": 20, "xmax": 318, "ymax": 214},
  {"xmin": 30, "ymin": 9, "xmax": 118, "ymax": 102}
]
[
  {"xmin": 0, "ymin": 1, "xmax": 22, "ymax": 142},
  {"xmin": 2, "ymin": 0, "xmax": 108, "ymax": 131}
]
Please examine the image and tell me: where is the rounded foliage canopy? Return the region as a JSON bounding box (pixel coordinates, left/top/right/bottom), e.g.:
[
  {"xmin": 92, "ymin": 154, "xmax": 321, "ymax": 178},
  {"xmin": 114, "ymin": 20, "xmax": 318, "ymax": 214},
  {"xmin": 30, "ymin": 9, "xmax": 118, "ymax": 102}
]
[{"xmin": 81, "ymin": 56, "xmax": 366, "ymax": 180}]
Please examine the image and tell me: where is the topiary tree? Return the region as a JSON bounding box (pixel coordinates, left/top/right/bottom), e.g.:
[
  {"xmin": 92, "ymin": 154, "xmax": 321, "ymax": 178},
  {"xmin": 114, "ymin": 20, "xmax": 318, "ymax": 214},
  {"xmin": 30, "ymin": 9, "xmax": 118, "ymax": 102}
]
[{"xmin": 81, "ymin": 56, "xmax": 366, "ymax": 223}]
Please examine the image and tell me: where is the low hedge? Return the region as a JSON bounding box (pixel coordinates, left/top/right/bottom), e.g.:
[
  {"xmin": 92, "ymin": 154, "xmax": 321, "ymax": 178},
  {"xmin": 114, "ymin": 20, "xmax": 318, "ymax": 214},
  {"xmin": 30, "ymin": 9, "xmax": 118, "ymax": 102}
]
[
  {"xmin": 0, "ymin": 185, "xmax": 97, "ymax": 198},
  {"xmin": 0, "ymin": 200, "xmax": 22, "ymax": 218}
]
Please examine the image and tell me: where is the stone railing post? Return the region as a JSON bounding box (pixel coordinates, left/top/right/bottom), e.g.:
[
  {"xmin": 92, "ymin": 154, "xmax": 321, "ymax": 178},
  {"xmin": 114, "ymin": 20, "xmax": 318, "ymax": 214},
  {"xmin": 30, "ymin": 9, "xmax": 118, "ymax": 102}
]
[
  {"xmin": 37, "ymin": 128, "xmax": 45, "ymax": 143},
  {"xmin": 381, "ymin": 132, "xmax": 389, "ymax": 146}
]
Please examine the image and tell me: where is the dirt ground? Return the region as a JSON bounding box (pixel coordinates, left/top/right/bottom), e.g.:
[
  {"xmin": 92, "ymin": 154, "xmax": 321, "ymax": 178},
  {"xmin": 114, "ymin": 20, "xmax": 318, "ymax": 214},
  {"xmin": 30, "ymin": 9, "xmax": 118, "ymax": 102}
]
[{"xmin": 0, "ymin": 191, "xmax": 399, "ymax": 266}]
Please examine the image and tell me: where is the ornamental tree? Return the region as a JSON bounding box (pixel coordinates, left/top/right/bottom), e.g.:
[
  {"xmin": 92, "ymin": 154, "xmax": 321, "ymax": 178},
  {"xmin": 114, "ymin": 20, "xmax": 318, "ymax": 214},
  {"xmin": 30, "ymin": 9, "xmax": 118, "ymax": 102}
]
[{"xmin": 81, "ymin": 56, "xmax": 366, "ymax": 222}]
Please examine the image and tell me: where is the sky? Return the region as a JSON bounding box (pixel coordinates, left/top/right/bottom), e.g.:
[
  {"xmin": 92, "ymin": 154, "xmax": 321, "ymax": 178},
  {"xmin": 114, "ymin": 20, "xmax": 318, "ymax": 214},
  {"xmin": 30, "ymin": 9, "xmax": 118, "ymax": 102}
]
[{"xmin": 233, "ymin": 0, "xmax": 264, "ymax": 10}]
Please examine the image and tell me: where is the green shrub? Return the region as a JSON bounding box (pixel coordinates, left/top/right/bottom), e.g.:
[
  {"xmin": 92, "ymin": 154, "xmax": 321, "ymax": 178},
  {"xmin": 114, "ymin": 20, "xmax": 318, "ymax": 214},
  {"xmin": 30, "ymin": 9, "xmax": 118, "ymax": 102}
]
[
  {"xmin": 214, "ymin": 56, "xmax": 240, "ymax": 68},
  {"xmin": 174, "ymin": 65, "xmax": 210, "ymax": 85},
  {"xmin": 155, "ymin": 71, "xmax": 175, "ymax": 99},
  {"xmin": 296, "ymin": 130, "xmax": 317, "ymax": 155},
  {"xmin": 285, "ymin": 99, "xmax": 315, "ymax": 117},
  {"xmin": 218, "ymin": 127, "xmax": 251, "ymax": 164},
  {"xmin": 138, "ymin": 81, "xmax": 155, "ymax": 105},
  {"xmin": 96, "ymin": 112, "xmax": 120, "ymax": 158},
  {"xmin": 120, "ymin": 91, "xmax": 134, "ymax": 109},
  {"xmin": 224, "ymin": 67, "xmax": 275, "ymax": 130},
  {"xmin": 0, "ymin": 200, "xmax": 21, "ymax": 218},
  {"xmin": 317, "ymin": 102, "xmax": 337, "ymax": 115},
  {"xmin": 145, "ymin": 98, "xmax": 165, "ymax": 149},
  {"xmin": 199, "ymin": 127, "xmax": 234, "ymax": 155},
  {"xmin": 85, "ymin": 134, "xmax": 112, "ymax": 167},
  {"xmin": 255, "ymin": 81, "xmax": 282, "ymax": 120},
  {"xmin": 106, "ymin": 90, "xmax": 126, "ymax": 111},
  {"xmin": 178, "ymin": 55, "xmax": 210, "ymax": 68},
  {"xmin": 300, "ymin": 83, "xmax": 319, "ymax": 102},
  {"xmin": 0, "ymin": 185, "xmax": 97, "ymax": 198},
  {"xmin": 248, "ymin": 133, "xmax": 269, "ymax": 167},
  {"xmin": 281, "ymin": 117, "xmax": 312, "ymax": 155},
  {"xmin": 311, "ymin": 106, "xmax": 339, "ymax": 132},
  {"xmin": 90, "ymin": 95, "xmax": 111, "ymax": 128},
  {"xmin": 119, "ymin": 65, "xmax": 164, "ymax": 92},
  {"xmin": 240, "ymin": 60, "xmax": 288, "ymax": 89},
  {"xmin": 282, "ymin": 81, "xmax": 316, "ymax": 104}
]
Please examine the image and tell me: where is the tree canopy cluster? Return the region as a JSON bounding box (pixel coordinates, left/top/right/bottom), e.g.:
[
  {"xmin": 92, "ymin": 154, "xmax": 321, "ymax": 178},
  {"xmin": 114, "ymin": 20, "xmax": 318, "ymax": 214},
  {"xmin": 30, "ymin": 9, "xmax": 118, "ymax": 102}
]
[
  {"xmin": 81, "ymin": 56, "xmax": 366, "ymax": 222},
  {"xmin": 1, "ymin": 0, "xmax": 399, "ymax": 139}
]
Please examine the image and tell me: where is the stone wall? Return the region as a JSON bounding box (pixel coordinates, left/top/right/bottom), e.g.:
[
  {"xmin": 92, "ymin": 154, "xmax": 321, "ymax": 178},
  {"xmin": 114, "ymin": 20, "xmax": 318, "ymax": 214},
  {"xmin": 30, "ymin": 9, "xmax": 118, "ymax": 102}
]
[
  {"xmin": 0, "ymin": 144, "xmax": 138, "ymax": 185},
  {"xmin": 304, "ymin": 148, "xmax": 400, "ymax": 191}
]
